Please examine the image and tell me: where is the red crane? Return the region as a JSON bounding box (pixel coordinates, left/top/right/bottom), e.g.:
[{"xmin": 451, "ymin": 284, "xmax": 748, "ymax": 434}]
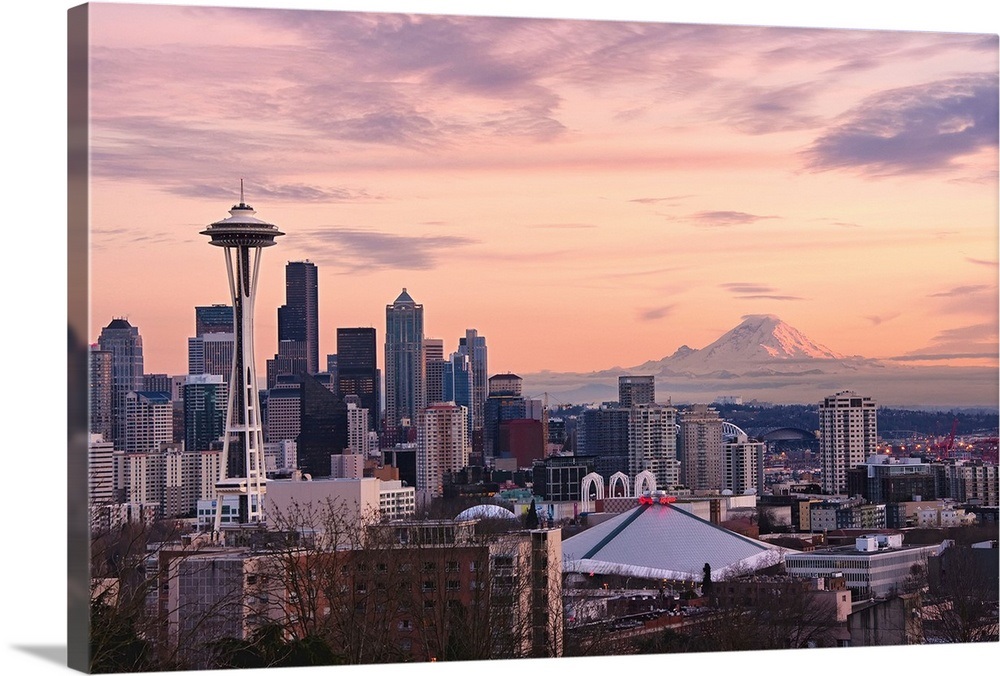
[{"xmin": 930, "ymin": 419, "xmax": 959, "ymax": 459}]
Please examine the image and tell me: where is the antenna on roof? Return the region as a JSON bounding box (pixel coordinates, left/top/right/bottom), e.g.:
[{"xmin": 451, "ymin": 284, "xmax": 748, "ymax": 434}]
[{"xmin": 240, "ymin": 178, "xmax": 245, "ymax": 205}]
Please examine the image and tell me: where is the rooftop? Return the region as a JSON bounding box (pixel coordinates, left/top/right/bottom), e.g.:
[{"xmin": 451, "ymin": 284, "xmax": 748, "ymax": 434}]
[{"xmin": 563, "ymin": 502, "xmax": 785, "ymax": 581}]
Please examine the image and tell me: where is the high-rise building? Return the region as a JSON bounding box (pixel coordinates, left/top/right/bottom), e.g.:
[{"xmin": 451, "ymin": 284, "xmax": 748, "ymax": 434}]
[
  {"xmin": 417, "ymin": 402, "xmax": 470, "ymax": 498},
  {"xmin": 484, "ymin": 374, "xmax": 527, "ymax": 459},
  {"xmin": 722, "ymin": 436, "xmax": 765, "ymax": 495},
  {"xmin": 277, "ymin": 260, "xmax": 319, "ymax": 375},
  {"xmin": 336, "ymin": 328, "xmax": 379, "ymax": 430},
  {"xmin": 89, "ymin": 434, "xmax": 116, "ymax": 512},
  {"xmin": 819, "ymin": 390, "xmax": 877, "ymax": 494},
  {"xmin": 423, "ymin": 338, "xmax": 446, "ymax": 406},
  {"xmin": 142, "ymin": 373, "xmax": 172, "ymax": 394},
  {"xmin": 183, "ymin": 374, "xmax": 228, "ymax": 453},
  {"xmin": 619, "ymin": 375, "xmax": 655, "ymax": 408},
  {"xmin": 935, "ymin": 461, "xmax": 998, "ymax": 506},
  {"xmin": 345, "ymin": 398, "xmax": 372, "ymax": 457},
  {"xmin": 97, "ymin": 317, "xmax": 144, "ymax": 450},
  {"xmin": 201, "ymin": 185, "xmax": 283, "ymax": 529},
  {"xmin": 296, "ymin": 373, "xmax": 349, "ymax": 478},
  {"xmin": 457, "ymin": 329, "xmax": 488, "ymax": 432},
  {"xmin": 500, "ymin": 418, "xmax": 545, "ymax": 468},
  {"xmin": 578, "ymin": 404, "xmax": 631, "ymax": 478},
  {"xmin": 123, "ymin": 391, "xmax": 173, "ymax": 454},
  {"xmin": 385, "ymin": 288, "xmax": 424, "ymax": 433},
  {"xmin": 628, "ymin": 402, "xmax": 679, "ymax": 491},
  {"xmin": 679, "ymin": 404, "xmax": 724, "ymax": 491},
  {"xmin": 188, "ymin": 332, "xmax": 236, "ymax": 383},
  {"xmin": 113, "ymin": 444, "xmax": 224, "ymax": 519},
  {"xmin": 89, "ymin": 346, "xmax": 113, "ymax": 443},
  {"xmin": 443, "ymin": 352, "xmax": 473, "ymax": 433},
  {"xmin": 266, "ymin": 341, "xmax": 309, "ymax": 390},
  {"xmin": 195, "ymin": 304, "xmax": 234, "ymax": 336},
  {"xmin": 488, "ymin": 373, "xmax": 522, "ymax": 397},
  {"xmin": 264, "ymin": 380, "xmax": 302, "ymax": 445}
]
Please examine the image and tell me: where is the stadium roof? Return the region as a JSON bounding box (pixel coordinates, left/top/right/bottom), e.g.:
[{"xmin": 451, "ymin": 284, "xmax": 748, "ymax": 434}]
[{"xmin": 563, "ymin": 502, "xmax": 785, "ymax": 581}]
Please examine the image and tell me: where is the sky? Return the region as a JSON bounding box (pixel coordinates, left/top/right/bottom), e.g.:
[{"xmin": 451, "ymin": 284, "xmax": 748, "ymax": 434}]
[
  {"xmin": 2, "ymin": 2, "xmax": 998, "ymax": 676},
  {"xmin": 85, "ymin": 3, "xmax": 999, "ymax": 383}
]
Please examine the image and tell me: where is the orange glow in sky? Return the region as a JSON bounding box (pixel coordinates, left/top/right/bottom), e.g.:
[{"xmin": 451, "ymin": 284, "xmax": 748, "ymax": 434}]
[{"xmin": 86, "ymin": 4, "xmax": 998, "ymax": 382}]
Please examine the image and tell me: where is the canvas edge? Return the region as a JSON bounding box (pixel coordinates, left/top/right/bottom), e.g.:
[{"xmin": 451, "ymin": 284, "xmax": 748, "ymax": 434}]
[{"xmin": 68, "ymin": 2, "xmax": 91, "ymax": 672}]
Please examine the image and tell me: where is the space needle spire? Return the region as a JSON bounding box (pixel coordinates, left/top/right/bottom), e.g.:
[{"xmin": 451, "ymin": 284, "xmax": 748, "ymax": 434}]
[{"xmin": 201, "ymin": 184, "xmax": 284, "ymax": 537}]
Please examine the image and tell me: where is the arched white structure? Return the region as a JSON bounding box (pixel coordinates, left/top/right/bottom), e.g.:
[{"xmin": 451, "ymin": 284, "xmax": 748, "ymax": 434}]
[
  {"xmin": 722, "ymin": 421, "xmax": 748, "ymax": 442},
  {"xmin": 609, "ymin": 472, "xmax": 630, "ymax": 498},
  {"xmin": 634, "ymin": 470, "xmax": 656, "ymax": 496},
  {"xmin": 580, "ymin": 472, "xmax": 605, "ymax": 513},
  {"xmin": 454, "ymin": 504, "xmax": 518, "ymax": 521}
]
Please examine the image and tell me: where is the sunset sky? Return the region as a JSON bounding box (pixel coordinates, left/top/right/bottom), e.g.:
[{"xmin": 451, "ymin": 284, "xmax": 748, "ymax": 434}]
[
  {"xmin": 85, "ymin": 2, "xmax": 999, "ymax": 380},
  {"xmin": 0, "ymin": 2, "xmax": 996, "ymax": 675}
]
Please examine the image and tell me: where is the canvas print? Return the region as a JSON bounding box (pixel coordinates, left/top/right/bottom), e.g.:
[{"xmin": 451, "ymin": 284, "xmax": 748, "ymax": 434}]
[{"xmin": 68, "ymin": 2, "xmax": 1000, "ymax": 673}]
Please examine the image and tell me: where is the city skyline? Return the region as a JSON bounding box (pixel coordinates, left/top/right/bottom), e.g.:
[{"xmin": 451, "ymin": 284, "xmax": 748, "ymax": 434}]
[
  {"xmin": 86, "ymin": 3, "xmax": 998, "ymax": 391},
  {"xmin": 12, "ymin": 3, "xmax": 995, "ymax": 676}
]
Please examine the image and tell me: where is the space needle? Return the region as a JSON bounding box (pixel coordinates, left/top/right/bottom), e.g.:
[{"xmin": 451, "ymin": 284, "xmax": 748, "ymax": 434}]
[{"xmin": 201, "ymin": 181, "xmax": 284, "ymax": 537}]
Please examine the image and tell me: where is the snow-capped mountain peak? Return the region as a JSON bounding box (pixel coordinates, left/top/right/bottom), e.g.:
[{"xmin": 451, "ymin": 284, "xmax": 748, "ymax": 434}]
[
  {"xmin": 719, "ymin": 314, "xmax": 845, "ymax": 360},
  {"xmin": 661, "ymin": 315, "xmax": 846, "ymax": 373}
]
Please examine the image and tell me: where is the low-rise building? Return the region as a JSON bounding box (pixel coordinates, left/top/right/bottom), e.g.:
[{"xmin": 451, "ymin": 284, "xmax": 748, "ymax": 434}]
[
  {"xmin": 915, "ymin": 505, "xmax": 978, "ymax": 528},
  {"xmin": 810, "ymin": 500, "xmax": 886, "ymax": 532},
  {"xmin": 162, "ymin": 520, "xmax": 562, "ymax": 668},
  {"xmin": 846, "ymin": 455, "xmax": 938, "ymax": 503},
  {"xmin": 785, "ymin": 534, "xmax": 942, "ymax": 600}
]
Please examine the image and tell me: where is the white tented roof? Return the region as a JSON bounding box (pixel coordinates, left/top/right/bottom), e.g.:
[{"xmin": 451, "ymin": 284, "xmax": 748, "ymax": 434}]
[{"xmin": 563, "ymin": 502, "xmax": 784, "ymax": 581}]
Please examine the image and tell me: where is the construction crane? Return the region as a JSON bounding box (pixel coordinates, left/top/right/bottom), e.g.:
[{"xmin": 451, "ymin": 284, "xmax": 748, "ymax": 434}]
[{"xmin": 932, "ymin": 418, "xmax": 959, "ymax": 460}]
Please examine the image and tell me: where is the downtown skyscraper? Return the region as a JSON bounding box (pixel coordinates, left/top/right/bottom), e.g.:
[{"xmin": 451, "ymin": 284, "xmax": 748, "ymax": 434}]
[
  {"xmin": 457, "ymin": 329, "xmax": 488, "ymax": 435},
  {"xmin": 97, "ymin": 317, "xmax": 144, "ymax": 450},
  {"xmin": 336, "ymin": 327, "xmax": 380, "ymax": 431},
  {"xmin": 195, "ymin": 304, "xmax": 234, "ymax": 336},
  {"xmin": 385, "ymin": 288, "xmax": 424, "ymax": 435},
  {"xmin": 89, "ymin": 346, "xmax": 113, "ymax": 443},
  {"xmin": 277, "ymin": 260, "xmax": 319, "ymax": 375}
]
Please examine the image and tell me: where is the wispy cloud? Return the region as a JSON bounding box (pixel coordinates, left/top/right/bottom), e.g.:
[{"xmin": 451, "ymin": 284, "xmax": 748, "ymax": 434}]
[
  {"xmin": 629, "ymin": 195, "xmax": 694, "ymax": 205},
  {"xmin": 527, "ymin": 223, "xmax": 597, "ymax": 229},
  {"xmin": 885, "ymin": 352, "xmax": 998, "ymax": 362},
  {"xmin": 805, "ymin": 74, "xmax": 999, "ymax": 175},
  {"xmin": 690, "ymin": 211, "xmax": 778, "ymax": 227},
  {"xmin": 899, "ymin": 322, "xmax": 999, "ymax": 360},
  {"xmin": 967, "ymin": 257, "xmax": 999, "ymax": 267},
  {"xmin": 168, "ymin": 182, "xmax": 372, "ymax": 204},
  {"xmin": 296, "ymin": 227, "xmax": 477, "ymax": 272},
  {"xmin": 600, "ymin": 267, "xmax": 678, "ymax": 280},
  {"xmin": 637, "ymin": 305, "xmax": 675, "ymax": 321},
  {"xmin": 864, "ymin": 313, "xmax": 900, "ymax": 326},
  {"xmin": 722, "ymin": 283, "xmax": 774, "ymax": 294},
  {"xmin": 714, "ymin": 82, "xmax": 822, "ymax": 135},
  {"xmin": 737, "ymin": 295, "xmax": 805, "ymax": 301},
  {"xmin": 926, "ymin": 283, "xmax": 997, "ymax": 316},
  {"xmin": 928, "ymin": 284, "xmax": 992, "ymax": 298},
  {"xmin": 721, "ymin": 282, "xmax": 804, "ymax": 301}
]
